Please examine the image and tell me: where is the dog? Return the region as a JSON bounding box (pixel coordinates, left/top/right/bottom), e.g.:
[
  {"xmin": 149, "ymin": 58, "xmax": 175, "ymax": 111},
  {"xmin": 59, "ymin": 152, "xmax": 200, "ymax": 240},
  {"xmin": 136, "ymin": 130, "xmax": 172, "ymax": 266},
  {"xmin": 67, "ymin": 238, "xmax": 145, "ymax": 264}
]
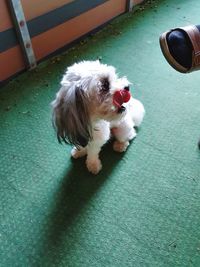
[{"xmin": 52, "ymin": 60, "xmax": 145, "ymax": 174}]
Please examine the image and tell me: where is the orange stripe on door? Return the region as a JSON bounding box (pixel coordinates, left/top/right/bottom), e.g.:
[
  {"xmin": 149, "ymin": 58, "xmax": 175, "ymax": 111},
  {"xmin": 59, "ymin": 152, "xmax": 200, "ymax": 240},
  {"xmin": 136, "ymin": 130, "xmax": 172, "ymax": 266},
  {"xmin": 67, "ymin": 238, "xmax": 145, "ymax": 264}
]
[{"xmin": 0, "ymin": 46, "xmax": 25, "ymax": 82}]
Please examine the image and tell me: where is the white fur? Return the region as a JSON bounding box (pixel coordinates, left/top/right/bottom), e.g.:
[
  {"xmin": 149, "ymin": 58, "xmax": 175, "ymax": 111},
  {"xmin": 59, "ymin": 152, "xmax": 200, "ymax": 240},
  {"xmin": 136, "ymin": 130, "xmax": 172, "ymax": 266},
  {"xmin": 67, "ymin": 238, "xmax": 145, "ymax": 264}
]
[{"xmin": 52, "ymin": 60, "xmax": 145, "ymax": 174}]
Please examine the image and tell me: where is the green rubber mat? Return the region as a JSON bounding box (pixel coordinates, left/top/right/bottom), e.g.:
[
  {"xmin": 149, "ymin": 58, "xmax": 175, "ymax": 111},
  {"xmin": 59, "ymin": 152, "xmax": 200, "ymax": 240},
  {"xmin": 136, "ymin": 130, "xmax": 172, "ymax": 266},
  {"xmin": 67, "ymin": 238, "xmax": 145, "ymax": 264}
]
[{"xmin": 1, "ymin": 0, "xmax": 200, "ymax": 266}]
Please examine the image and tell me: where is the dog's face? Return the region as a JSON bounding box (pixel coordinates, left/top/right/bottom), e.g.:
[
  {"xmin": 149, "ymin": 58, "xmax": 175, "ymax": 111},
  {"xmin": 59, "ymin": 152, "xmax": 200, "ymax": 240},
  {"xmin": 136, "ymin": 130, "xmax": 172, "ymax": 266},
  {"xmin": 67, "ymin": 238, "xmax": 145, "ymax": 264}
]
[
  {"xmin": 52, "ymin": 61, "xmax": 131, "ymax": 147},
  {"xmin": 94, "ymin": 75, "xmax": 131, "ymax": 122}
]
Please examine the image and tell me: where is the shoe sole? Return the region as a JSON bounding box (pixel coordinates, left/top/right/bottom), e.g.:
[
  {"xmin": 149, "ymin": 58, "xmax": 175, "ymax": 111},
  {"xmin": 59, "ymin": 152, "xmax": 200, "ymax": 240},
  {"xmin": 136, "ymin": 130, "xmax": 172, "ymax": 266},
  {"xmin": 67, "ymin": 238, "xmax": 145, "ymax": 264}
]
[{"xmin": 159, "ymin": 31, "xmax": 188, "ymax": 73}]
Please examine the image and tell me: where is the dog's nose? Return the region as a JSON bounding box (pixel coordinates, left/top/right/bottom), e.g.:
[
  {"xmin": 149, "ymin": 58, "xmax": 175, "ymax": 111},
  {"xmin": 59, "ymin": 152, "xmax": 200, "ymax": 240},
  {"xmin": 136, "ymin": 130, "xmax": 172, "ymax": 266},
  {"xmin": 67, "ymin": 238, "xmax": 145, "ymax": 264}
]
[
  {"xmin": 124, "ymin": 86, "xmax": 130, "ymax": 91},
  {"xmin": 118, "ymin": 105, "xmax": 126, "ymax": 113}
]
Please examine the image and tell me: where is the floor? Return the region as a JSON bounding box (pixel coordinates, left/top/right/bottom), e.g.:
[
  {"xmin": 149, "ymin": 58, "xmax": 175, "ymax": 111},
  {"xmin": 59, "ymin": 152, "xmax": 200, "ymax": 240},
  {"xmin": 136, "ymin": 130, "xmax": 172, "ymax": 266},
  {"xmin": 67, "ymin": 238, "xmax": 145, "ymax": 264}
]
[{"xmin": 1, "ymin": 0, "xmax": 200, "ymax": 266}]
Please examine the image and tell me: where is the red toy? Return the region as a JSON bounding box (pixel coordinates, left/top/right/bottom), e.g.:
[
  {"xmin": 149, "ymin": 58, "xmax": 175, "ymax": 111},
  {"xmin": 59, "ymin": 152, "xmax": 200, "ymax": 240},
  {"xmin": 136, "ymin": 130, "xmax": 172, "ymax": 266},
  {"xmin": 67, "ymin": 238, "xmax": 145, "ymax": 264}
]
[{"xmin": 113, "ymin": 89, "xmax": 131, "ymax": 109}]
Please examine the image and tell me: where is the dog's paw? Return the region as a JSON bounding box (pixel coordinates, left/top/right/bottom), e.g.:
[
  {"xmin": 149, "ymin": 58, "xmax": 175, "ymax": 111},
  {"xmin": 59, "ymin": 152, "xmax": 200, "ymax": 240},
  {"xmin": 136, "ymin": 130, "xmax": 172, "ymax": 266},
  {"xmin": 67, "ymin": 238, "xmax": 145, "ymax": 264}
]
[
  {"xmin": 86, "ymin": 158, "xmax": 102, "ymax": 175},
  {"xmin": 128, "ymin": 128, "xmax": 137, "ymax": 140},
  {"xmin": 71, "ymin": 147, "xmax": 87, "ymax": 159},
  {"xmin": 113, "ymin": 141, "xmax": 129, "ymax": 152}
]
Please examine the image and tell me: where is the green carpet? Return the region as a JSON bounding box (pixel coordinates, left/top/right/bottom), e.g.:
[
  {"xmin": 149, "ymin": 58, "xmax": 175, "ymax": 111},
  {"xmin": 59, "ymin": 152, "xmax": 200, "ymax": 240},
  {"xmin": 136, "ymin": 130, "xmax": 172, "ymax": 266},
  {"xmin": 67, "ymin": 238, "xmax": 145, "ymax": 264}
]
[{"xmin": 1, "ymin": 0, "xmax": 200, "ymax": 266}]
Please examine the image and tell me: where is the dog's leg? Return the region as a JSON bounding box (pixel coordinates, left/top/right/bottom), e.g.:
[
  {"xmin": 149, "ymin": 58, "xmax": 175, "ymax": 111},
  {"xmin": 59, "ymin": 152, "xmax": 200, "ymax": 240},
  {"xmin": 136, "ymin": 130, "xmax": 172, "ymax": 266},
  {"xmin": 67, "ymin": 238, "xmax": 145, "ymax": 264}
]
[
  {"xmin": 86, "ymin": 143, "xmax": 103, "ymax": 175},
  {"xmin": 112, "ymin": 118, "xmax": 136, "ymax": 153},
  {"xmin": 71, "ymin": 146, "xmax": 87, "ymax": 159},
  {"xmin": 86, "ymin": 121, "xmax": 110, "ymax": 174}
]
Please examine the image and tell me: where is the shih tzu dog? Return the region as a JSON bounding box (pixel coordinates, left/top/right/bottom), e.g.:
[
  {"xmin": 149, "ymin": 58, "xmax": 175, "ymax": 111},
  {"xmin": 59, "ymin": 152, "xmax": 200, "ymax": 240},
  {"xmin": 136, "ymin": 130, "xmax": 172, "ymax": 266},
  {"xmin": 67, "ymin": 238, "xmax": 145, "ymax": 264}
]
[{"xmin": 52, "ymin": 60, "xmax": 145, "ymax": 174}]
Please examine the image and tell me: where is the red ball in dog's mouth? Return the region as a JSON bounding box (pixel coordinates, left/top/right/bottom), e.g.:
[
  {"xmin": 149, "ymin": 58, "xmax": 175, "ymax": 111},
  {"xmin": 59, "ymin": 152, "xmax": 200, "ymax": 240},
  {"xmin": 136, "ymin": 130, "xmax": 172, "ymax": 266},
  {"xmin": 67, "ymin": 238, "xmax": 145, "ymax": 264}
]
[{"xmin": 113, "ymin": 89, "xmax": 131, "ymax": 109}]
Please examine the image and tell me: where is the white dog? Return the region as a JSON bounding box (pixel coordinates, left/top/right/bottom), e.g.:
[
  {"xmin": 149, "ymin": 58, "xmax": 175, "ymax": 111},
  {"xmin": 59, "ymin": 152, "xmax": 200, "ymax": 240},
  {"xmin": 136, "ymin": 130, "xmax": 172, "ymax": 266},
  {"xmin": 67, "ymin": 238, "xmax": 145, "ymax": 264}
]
[{"xmin": 52, "ymin": 60, "xmax": 145, "ymax": 174}]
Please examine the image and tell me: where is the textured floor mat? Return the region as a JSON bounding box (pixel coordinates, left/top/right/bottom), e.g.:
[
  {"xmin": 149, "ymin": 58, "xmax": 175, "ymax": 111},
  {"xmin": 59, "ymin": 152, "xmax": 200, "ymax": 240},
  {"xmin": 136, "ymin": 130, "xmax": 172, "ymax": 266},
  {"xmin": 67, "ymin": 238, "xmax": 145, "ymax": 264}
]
[{"xmin": 1, "ymin": 0, "xmax": 200, "ymax": 266}]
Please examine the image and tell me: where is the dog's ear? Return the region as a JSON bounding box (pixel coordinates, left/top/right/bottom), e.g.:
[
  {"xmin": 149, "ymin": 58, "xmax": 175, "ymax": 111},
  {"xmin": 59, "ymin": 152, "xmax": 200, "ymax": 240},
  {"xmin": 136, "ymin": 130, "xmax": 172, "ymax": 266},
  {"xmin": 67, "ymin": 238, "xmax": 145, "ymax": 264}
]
[{"xmin": 52, "ymin": 84, "xmax": 92, "ymax": 147}]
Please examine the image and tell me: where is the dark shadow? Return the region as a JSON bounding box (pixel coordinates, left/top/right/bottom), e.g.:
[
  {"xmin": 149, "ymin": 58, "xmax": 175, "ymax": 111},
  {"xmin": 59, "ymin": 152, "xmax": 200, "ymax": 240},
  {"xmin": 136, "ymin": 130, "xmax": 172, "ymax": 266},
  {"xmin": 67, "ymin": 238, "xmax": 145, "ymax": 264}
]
[{"xmin": 39, "ymin": 140, "xmax": 127, "ymax": 265}]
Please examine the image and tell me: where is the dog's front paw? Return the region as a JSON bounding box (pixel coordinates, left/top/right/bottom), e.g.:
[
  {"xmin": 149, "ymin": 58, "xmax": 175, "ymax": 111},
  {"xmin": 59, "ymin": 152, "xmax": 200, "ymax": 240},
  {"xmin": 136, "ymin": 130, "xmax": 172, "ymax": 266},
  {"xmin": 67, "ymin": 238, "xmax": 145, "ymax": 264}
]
[
  {"xmin": 71, "ymin": 147, "xmax": 87, "ymax": 159},
  {"xmin": 86, "ymin": 158, "xmax": 102, "ymax": 175},
  {"xmin": 113, "ymin": 141, "xmax": 129, "ymax": 152}
]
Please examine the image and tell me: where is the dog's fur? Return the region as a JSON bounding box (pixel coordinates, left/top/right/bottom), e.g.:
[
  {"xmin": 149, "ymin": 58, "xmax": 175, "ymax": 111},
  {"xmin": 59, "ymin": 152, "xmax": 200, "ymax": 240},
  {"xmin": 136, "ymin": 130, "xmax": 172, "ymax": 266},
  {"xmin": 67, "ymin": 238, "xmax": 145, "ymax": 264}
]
[{"xmin": 52, "ymin": 60, "xmax": 145, "ymax": 174}]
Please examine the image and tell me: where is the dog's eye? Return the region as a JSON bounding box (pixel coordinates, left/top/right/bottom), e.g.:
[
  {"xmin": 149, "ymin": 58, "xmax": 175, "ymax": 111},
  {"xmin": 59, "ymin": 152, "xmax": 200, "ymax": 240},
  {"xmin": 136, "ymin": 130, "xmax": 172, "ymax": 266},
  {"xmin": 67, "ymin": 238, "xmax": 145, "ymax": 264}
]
[
  {"xmin": 124, "ymin": 86, "xmax": 130, "ymax": 91},
  {"xmin": 100, "ymin": 78, "xmax": 110, "ymax": 92}
]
